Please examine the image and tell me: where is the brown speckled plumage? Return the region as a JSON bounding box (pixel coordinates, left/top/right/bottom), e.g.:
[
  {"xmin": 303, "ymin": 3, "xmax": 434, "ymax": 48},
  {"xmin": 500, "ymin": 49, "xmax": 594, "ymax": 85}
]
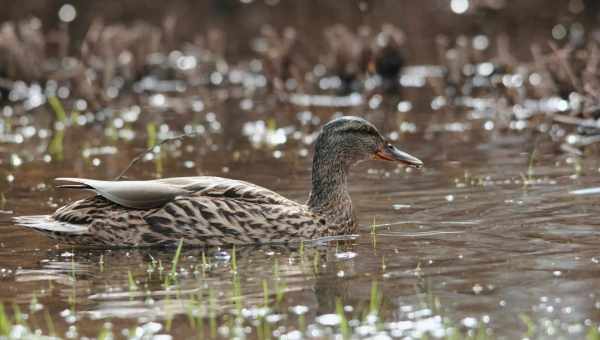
[{"xmin": 14, "ymin": 116, "xmax": 423, "ymax": 247}]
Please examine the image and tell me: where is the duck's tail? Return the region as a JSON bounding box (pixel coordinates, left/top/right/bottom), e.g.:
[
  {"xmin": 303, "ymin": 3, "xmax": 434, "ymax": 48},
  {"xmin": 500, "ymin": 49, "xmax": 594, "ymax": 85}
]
[{"xmin": 13, "ymin": 215, "xmax": 90, "ymax": 243}]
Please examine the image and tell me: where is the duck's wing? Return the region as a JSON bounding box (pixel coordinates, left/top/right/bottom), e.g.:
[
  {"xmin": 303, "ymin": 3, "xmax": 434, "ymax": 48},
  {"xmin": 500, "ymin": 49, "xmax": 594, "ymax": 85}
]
[
  {"xmin": 155, "ymin": 176, "xmax": 295, "ymax": 205},
  {"xmin": 55, "ymin": 176, "xmax": 295, "ymax": 210},
  {"xmin": 55, "ymin": 178, "xmax": 192, "ymax": 209}
]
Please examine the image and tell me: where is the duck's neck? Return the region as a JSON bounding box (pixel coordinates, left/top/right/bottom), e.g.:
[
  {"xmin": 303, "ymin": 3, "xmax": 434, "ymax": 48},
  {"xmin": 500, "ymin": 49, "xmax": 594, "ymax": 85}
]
[{"xmin": 307, "ymin": 147, "xmax": 355, "ymax": 229}]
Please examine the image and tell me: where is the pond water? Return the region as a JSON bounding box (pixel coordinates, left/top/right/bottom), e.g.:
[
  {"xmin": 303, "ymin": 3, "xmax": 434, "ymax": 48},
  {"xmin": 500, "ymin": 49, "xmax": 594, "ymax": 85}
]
[{"xmin": 1, "ymin": 73, "xmax": 600, "ymax": 340}]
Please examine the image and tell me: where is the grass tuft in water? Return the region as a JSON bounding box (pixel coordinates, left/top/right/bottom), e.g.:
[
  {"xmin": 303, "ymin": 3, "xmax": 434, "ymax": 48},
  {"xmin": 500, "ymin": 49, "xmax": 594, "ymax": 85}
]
[
  {"xmin": 262, "ymin": 279, "xmax": 269, "ymax": 308},
  {"xmin": 158, "ymin": 259, "xmax": 165, "ymax": 279},
  {"xmin": 97, "ymin": 323, "xmax": 112, "ymax": 340},
  {"xmin": 209, "ymin": 288, "xmax": 217, "ymax": 338},
  {"xmin": 69, "ymin": 255, "xmax": 77, "ymax": 313},
  {"xmin": 519, "ymin": 314, "xmax": 535, "ymax": 338},
  {"xmin": 11, "ymin": 303, "xmax": 22, "ymax": 326},
  {"xmin": 165, "ymin": 294, "xmax": 173, "ymax": 332},
  {"xmin": 43, "ymin": 309, "xmax": 55, "ymax": 337},
  {"xmin": 336, "ymin": 298, "xmax": 350, "ymax": 340},
  {"xmin": 521, "ymin": 145, "xmax": 538, "ymax": 188},
  {"xmin": 146, "ymin": 122, "xmax": 157, "ymax": 148},
  {"xmin": 201, "ymin": 251, "xmax": 208, "ymax": 277},
  {"xmin": 48, "ymin": 129, "xmax": 65, "ymax": 161},
  {"xmin": 369, "ymin": 281, "xmax": 382, "ymax": 316},
  {"xmin": 588, "ymin": 324, "xmax": 600, "ymax": 340},
  {"xmin": 185, "ymin": 295, "xmax": 196, "ymax": 330},
  {"xmin": 99, "ymin": 254, "xmax": 104, "ymax": 272},
  {"xmin": 170, "ymin": 238, "xmax": 184, "ymax": 278},
  {"xmin": 370, "ymin": 216, "xmax": 377, "ymax": 248},
  {"xmin": 272, "ymin": 259, "xmax": 286, "ymax": 304},
  {"xmin": 127, "ymin": 270, "xmax": 138, "ymax": 292},
  {"xmin": 231, "ymin": 266, "xmax": 243, "ymax": 316},
  {"xmin": 44, "ymin": 309, "xmax": 56, "ymax": 336},
  {"xmin": 312, "ymin": 251, "xmax": 320, "ymax": 274},
  {"xmin": 48, "ymin": 96, "xmax": 68, "ymax": 123},
  {"xmin": 527, "ymin": 147, "xmax": 537, "ymax": 179},
  {"xmin": 231, "ymin": 245, "xmax": 237, "ymax": 273},
  {"xmin": 0, "ymin": 303, "xmax": 10, "ymax": 336}
]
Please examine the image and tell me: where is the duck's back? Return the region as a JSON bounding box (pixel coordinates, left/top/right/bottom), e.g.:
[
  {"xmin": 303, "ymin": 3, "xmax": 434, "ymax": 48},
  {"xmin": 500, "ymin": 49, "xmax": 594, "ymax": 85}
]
[{"xmin": 18, "ymin": 177, "xmax": 326, "ymax": 247}]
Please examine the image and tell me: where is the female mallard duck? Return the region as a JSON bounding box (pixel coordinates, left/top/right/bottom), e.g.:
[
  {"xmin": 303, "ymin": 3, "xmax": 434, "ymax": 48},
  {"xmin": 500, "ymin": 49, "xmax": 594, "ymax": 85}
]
[{"xmin": 16, "ymin": 116, "xmax": 423, "ymax": 247}]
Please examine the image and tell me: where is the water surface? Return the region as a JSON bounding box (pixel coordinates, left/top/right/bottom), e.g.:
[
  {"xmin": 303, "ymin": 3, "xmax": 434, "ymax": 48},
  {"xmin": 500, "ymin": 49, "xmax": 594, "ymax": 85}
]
[{"xmin": 1, "ymin": 85, "xmax": 600, "ymax": 339}]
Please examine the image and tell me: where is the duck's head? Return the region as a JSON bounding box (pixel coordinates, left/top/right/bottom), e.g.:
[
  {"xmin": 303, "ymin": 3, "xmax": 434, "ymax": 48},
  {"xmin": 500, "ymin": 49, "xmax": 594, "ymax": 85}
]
[{"xmin": 315, "ymin": 116, "xmax": 423, "ymax": 168}]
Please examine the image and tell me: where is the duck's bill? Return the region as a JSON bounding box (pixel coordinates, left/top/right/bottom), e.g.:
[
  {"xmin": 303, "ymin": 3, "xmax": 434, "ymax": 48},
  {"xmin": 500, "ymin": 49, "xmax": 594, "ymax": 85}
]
[{"xmin": 374, "ymin": 145, "xmax": 424, "ymax": 168}]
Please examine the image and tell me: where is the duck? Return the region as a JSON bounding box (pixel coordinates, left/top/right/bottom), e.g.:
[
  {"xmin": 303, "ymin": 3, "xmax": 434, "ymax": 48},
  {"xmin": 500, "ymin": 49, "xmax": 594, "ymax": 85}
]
[{"xmin": 15, "ymin": 116, "xmax": 423, "ymax": 247}]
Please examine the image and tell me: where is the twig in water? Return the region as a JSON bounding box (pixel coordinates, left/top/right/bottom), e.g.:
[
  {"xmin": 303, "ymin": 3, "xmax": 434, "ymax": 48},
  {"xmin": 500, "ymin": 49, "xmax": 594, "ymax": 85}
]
[
  {"xmin": 115, "ymin": 132, "xmax": 198, "ymax": 180},
  {"xmin": 553, "ymin": 114, "xmax": 600, "ymax": 128},
  {"xmin": 548, "ymin": 41, "xmax": 582, "ymax": 93},
  {"xmin": 560, "ymin": 143, "xmax": 583, "ymax": 156}
]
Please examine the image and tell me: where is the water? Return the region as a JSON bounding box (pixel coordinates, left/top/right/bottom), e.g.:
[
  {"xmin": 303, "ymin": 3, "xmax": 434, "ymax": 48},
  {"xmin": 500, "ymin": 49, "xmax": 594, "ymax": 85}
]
[{"xmin": 1, "ymin": 85, "xmax": 600, "ymax": 339}]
